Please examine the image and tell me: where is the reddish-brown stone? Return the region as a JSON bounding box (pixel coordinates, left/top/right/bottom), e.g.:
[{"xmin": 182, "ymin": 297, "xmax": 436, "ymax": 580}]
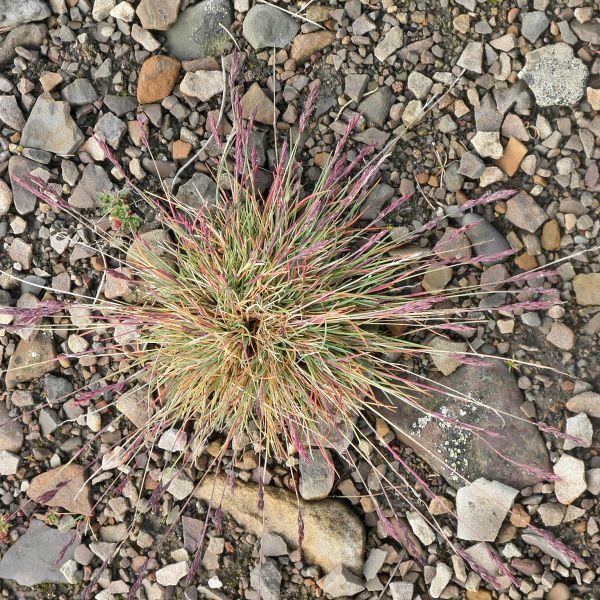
[{"xmin": 137, "ymin": 55, "xmax": 181, "ymax": 104}]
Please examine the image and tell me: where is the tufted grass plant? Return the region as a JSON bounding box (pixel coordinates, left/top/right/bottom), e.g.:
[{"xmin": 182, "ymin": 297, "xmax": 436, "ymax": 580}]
[{"xmin": 3, "ymin": 56, "xmax": 581, "ymax": 597}]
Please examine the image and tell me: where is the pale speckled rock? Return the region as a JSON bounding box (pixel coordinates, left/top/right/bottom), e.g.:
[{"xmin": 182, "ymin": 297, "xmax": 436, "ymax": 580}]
[
  {"xmin": 519, "ymin": 43, "xmax": 588, "ymax": 107},
  {"xmin": 194, "ymin": 475, "xmax": 364, "ymax": 573}
]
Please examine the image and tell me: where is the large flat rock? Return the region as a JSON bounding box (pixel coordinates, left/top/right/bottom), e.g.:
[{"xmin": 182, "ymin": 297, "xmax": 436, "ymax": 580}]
[
  {"xmin": 194, "ymin": 475, "xmax": 364, "ymax": 574},
  {"xmin": 0, "ymin": 519, "xmax": 78, "ymax": 586},
  {"xmin": 380, "ymin": 363, "xmax": 550, "ymax": 489}
]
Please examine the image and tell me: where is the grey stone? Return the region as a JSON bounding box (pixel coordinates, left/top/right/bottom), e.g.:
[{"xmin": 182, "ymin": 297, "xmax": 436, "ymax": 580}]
[
  {"xmin": 180, "ymin": 70, "xmax": 225, "ymax": 102},
  {"xmin": 564, "ymin": 413, "xmax": 593, "ymax": 450},
  {"xmin": 505, "ymin": 191, "xmax": 548, "ymax": 233},
  {"xmin": 407, "ymin": 71, "xmax": 433, "ymax": 100},
  {"xmin": 443, "ymin": 162, "xmax": 463, "ymax": 192},
  {"xmin": 519, "ymin": 43, "xmax": 588, "ymax": 107},
  {"xmin": 39, "ymin": 408, "xmax": 61, "ymax": 436},
  {"xmin": 242, "ymin": 4, "xmax": 299, "ymax": 50},
  {"xmin": 69, "ymin": 164, "xmax": 113, "ymax": 209},
  {"xmin": 61, "ymin": 79, "xmax": 98, "ymax": 107},
  {"xmin": 158, "ymin": 428, "xmax": 187, "ymax": 452},
  {"xmin": 0, "ymin": 450, "xmax": 20, "ymax": 475},
  {"xmin": 116, "ymin": 385, "xmax": 152, "ymax": 428},
  {"xmin": 102, "ymin": 94, "xmax": 137, "ymax": 116},
  {"xmin": 0, "ymin": 95, "xmax": 25, "ymax": 130},
  {"xmin": 0, "ymin": 520, "xmax": 78, "ymax": 585},
  {"xmin": 363, "ymin": 548, "xmax": 386, "ymax": 580},
  {"xmin": 44, "ymin": 374, "xmax": 73, "ymax": 404},
  {"xmin": 0, "ymin": 403, "xmax": 23, "ymax": 453},
  {"xmin": 176, "ymin": 172, "xmax": 218, "ymax": 213},
  {"xmin": 380, "ymin": 363, "xmax": 551, "ymax": 489},
  {"xmin": 136, "ymin": 0, "xmax": 180, "ymax": 30},
  {"xmin": 456, "ymin": 478, "xmax": 518, "ymax": 541},
  {"xmin": 389, "ymin": 581, "xmax": 414, "ymax": 600},
  {"xmin": 458, "ymin": 152, "xmax": 485, "ymax": 179},
  {"xmin": 430, "ymin": 563, "xmax": 452, "ymax": 598},
  {"xmin": 553, "ymin": 454, "xmax": 586, "ymax": 505},
  {"xmin": 321, "ymin": 565, "xmax": 364, "ymax": 598},
  {"xmin": 22, "ymin": 148, "xmax": 52, "ymax": 164},
  {"xmin": 522, "ymin": 12, "xmax": 550, "ymax": 43},
  {"xmin": 164, "ymin": 473, "xmax": 194, "ymax": 500},
  {"xmin": 406, "ymin": 511, "xmax": 436, "ymax": 545},
  {"xmin": 557, "ymin": 20, "xmax": 578, "ymax": 45},
  {"xmin": 250, "ymin": 559, "xmax": 281, "ymax": 600},
  {"xmin": 462, "ymin": 213, "xmax": 510, "ymax": 263},
  {"xmin": 0, "ymin": 0, "xmax": 50, "ymax": 27},
  {"xmin": 352, "ymin": 14, "xmax": 376, "ymax": 36},
  {"xmin": 156, "ymin": 561, "xmax": 189, "ymax": 586},
  {"xmin": 142, "ymin": 158, "xmax": 177, "ymax": 179},
  {"xmin": 471, "ymin": 131, "xmax": 503, "ymax": 159},
  {"xmin": 21, "ymin": 94, "xmax": 84, "ymax": 155},
  {"xmin": 182, "ymin": 516, "xmax": 204, "ymax": 552},
  {"xmin": 94, "ymin": 112, "xmax": 126, "ymax": 149},
  {"xmin": 8, "ymin": 155, "xmax": 40, "ymax": 215},
  {"xmin": 166, "ymin": 0, "xmax": 233, "ymax": 61},
  {"xmin": 522, "ymin": 529, "xmax": 577, "ymax": 567},
  {"xmin": 457, "ymin": 41, "xmax": 483, "ymax": 73},
  {"xmin": 474, "ymin": 94, "xmax": 502, "ymax": 132},
  {"xmin": 0, "ymin": 24, "xmax": 47, "ymax": 65},
  {"xmin": 299, "ymin": 449, "xmax": 334, "ymax": 500},
  {"xmin": 358, "ymin": 86, "xmax": 394, "ymax": 128},
  {"xmin": 570, "ymin": 20, "xmax": 600, "ymax": 44},
  {"xmin": 262, "ymin": 532, "xmax": 287, "ymax": 557},
  {"xmin": 374, "ymin": 26, "xmax": 403, "ymax": 62},
  {"xmin": 344, "ymin": 73, "xmax": 369, "ymax": 103}
]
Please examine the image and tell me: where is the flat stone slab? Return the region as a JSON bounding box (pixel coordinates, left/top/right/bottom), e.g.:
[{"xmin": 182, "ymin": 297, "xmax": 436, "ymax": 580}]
[
  {"xmin": 21, "ymin": 93, "xmax": 83, "ymax": 155},
  {"xmin": 380, "ymin": 363, "xmax": 551, "ymax": 488},
  {"xmin": 0, "ymin": 519, "xmax": 79, "ymax": 586},
  {"xmin": 194, "ymin": 475, "xmax": 364, "ymax": 574}
]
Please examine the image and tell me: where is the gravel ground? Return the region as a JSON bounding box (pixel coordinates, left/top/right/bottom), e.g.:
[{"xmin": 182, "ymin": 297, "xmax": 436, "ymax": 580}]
[{"xmin": 0, "ymin": 0, "xmax": 599, "ymax": 599}]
